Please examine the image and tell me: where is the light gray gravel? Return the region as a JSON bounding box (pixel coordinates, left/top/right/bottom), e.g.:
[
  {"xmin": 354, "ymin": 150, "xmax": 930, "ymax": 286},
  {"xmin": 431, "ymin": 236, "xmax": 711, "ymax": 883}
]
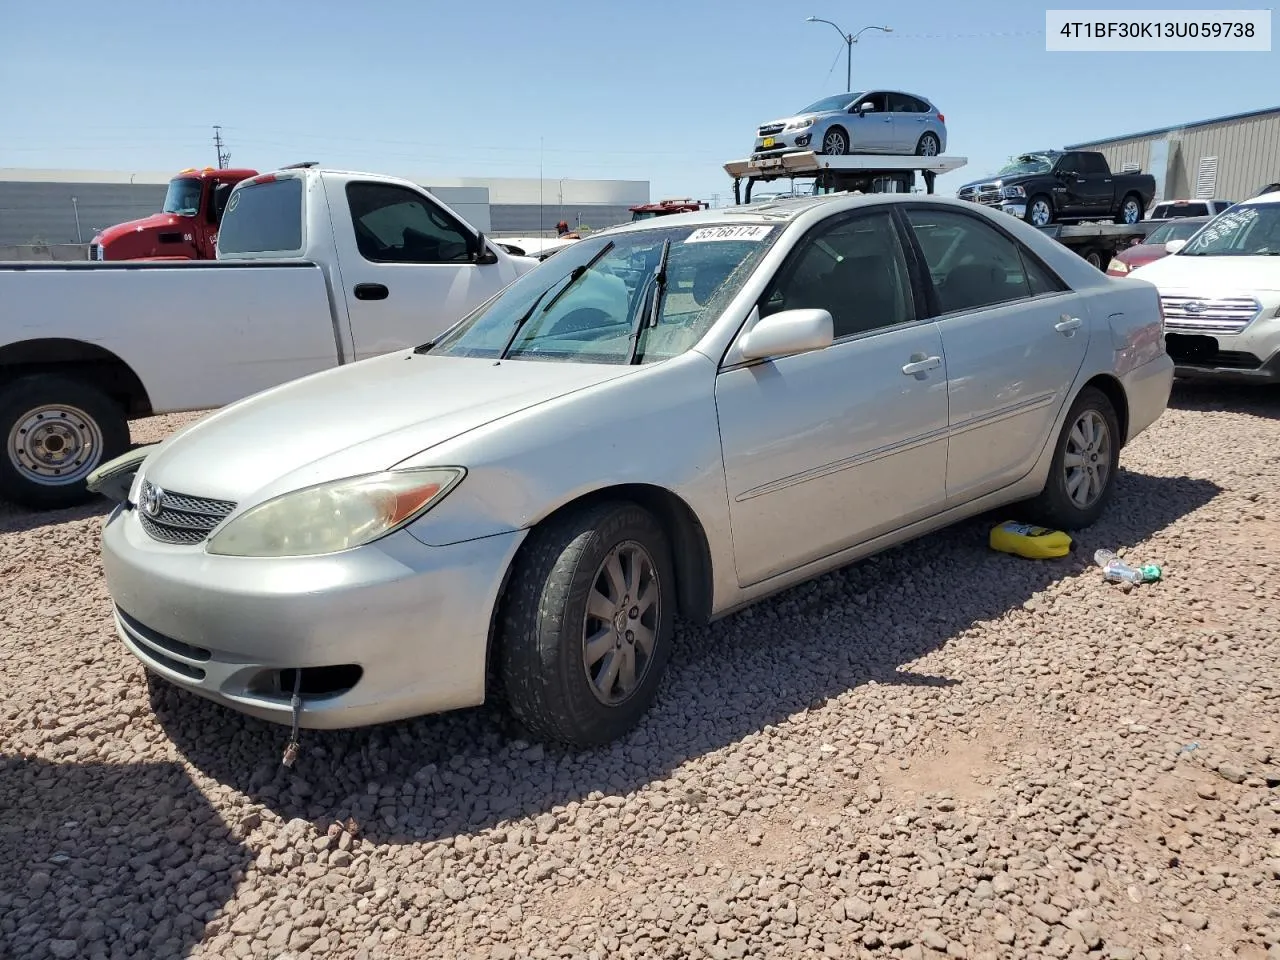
[{"xmin": 2, "ymin": 384, "xmax": 1279, "ymax": 960}]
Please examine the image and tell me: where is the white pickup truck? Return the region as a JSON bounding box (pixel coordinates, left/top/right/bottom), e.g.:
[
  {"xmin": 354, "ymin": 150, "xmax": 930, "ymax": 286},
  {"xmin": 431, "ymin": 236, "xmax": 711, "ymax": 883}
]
[{"xmin": 0, "ymin": 164, "xmax": 539, "ymax": 509}]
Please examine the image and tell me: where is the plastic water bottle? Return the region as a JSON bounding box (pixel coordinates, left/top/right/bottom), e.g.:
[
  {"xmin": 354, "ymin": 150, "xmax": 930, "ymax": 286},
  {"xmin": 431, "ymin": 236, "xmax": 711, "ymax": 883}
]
[{"xmin": 1094, "ymin": 549, "xmax": 1161, "ymax": 584}]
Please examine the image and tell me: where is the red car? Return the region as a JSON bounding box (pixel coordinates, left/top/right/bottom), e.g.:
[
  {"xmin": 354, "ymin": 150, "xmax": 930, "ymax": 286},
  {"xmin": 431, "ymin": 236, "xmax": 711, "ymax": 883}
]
[{"xmin": 1105, "ymin": 216, "xmax": 1210, "ymax": 276}]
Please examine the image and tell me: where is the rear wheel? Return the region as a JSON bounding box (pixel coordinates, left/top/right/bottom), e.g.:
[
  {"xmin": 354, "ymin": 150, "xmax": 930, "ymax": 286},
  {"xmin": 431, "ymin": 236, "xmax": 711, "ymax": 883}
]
[
  {"xmin": 496, "ymin": 501, "xmax": 676, "ymax": 747},
  {"xmin": 1023, "ymin": 386, "xmax": 1121, "ymax": 530},
  {"xmin": 1115, "ymin": 194, "xmax": 1143, "ymax": 225},
  {"xmin": 1083, "ymin": 247, "xmax": 1106, "ymax": 270},
  {"xmin": 915, "ymin": 133, "xmax": 941, "ymax": 157},
  {"xmin": 821, "ymin": 126, "xmax": 850, "ymax": 156},
  {"xmin": 0, "ymin": 374, "xmax": 129, "ymax": 510}
]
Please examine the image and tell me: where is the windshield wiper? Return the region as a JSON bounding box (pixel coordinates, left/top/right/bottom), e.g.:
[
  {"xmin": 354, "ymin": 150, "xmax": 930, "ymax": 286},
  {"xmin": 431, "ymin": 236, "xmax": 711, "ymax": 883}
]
[
  {"xmin": 624, "ymin": 237, "xmax": 671, "ymax": 366},
  {"xmin": 497, "ymin": 241, "xmax": 615, "ymax": 360}
]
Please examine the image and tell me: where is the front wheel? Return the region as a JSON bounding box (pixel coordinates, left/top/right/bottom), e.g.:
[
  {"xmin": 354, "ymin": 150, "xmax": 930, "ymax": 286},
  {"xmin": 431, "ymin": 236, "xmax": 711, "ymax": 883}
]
[
  {"xmin": 1023, "ymin": 386, "xmax": 1122, "ymax": 530},
  {"xmin": 0, "ymin": 374, "xmax": 130, "ymax": 510},
  {"xmin": 1115, "ymin": 194, "xmax": 1143, "ymax": 225},
  {"xmin": 821, "ymin": 126, "xmax": 850, "ymax": 156},
  {"xmin": 1025, "ymin": 195, "xmax": 1055, "ymax": 227},
  {"xmin": 497, "ymin": 501, "xmax": 676, "ymax": 747}
]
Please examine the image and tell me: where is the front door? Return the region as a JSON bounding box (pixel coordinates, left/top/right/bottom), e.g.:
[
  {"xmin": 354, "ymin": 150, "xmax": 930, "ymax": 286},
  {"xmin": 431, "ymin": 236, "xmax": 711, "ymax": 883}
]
[
  {"xmin": 900, "ymin": 205, "xmax": 1090, "ymax": 502},
  {"xmin": 848, "ymin": 93, "xmax": 893, "ymax": 153},
  {"xmin": 335, "ymin": 179, "xmax": 513, "ymax": 360},
  {"xmin": 715, "ymin": 209, "xmax": 950, "ymax": 587}
]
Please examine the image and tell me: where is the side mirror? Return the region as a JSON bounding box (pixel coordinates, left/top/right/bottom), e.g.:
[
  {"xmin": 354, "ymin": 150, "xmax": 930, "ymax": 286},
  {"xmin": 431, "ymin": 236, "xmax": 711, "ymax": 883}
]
[
  {"xmin": 737, "ymin": 308, "xmax": 834, "ymax": 361},
  {"xmin": 211, "ymin": 184, "xmax": 232, "ymax": 224},
  {"xmin": 472, "ymin": 232, "xmax": 499, "ymax": 265},
  {"xmin": 856, "ymin": 102, "xmax": 876, "ymax": 114},
  {"xmin": 1164, "ymin": 239, "xmax": 1187, "ymax": 255},
  {"xmin": 86, "ymin": 444, "xmax": 160, "ymax": 504}
]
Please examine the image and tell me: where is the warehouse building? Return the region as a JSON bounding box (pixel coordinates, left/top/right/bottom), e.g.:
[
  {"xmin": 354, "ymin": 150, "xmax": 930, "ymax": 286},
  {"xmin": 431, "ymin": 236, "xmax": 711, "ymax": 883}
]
[
  {"xmin": 0, "ymin": 167, "xmax": 650, "ymax": 247},
  {"xmin": 1065, "ymin": 106, "xmax": 1280, "ymax": 207}
]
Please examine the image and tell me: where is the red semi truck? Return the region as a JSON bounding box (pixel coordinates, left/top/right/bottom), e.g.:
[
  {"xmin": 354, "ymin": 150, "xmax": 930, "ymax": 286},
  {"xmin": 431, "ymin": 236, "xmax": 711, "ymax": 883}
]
[
  {"xmin": 88, "ymin": 166, "xmax": 258, "ymax": 261},
  {"xmin": 628, "ymin": 198, "xmax": 709, "ymax": 221}
]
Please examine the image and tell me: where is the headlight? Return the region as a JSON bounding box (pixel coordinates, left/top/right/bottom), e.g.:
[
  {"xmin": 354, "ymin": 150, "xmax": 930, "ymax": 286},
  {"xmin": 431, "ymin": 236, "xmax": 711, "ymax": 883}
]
[
  {"xmin": 784, "ymin": 118, "xmax": 815, "ymax": 131},
  {"xmin": 1001, "ymin": 185, "xmax": 1026, "ymax": 199},
  {"xmin": 206, "ymin": 468, "xmax": 465, "ymax": 558}
]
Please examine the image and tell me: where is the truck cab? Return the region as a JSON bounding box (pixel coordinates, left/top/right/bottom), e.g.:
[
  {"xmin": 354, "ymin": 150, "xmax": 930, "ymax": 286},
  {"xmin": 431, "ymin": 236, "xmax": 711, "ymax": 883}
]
[
  {"xmin": 89, "ymin": 167, "xmax": 258, "ymax": 261},
  {"xmin": 629, "ymin": 198, "xmax": 709, "ymax": 221}
]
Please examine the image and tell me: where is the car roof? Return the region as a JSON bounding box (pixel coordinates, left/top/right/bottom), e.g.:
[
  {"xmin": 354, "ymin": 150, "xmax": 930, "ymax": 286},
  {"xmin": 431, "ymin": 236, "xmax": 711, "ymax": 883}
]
[{"xmin": 1243, "ymin": 190, "xmax": 1280, "ymax": 205}]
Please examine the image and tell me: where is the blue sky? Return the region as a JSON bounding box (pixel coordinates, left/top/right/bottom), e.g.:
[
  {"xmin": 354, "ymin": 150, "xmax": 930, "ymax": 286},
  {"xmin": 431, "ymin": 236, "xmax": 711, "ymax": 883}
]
[{"xmin": 1, "ymin": 0, "xmax": 1276, "ymax": 203}]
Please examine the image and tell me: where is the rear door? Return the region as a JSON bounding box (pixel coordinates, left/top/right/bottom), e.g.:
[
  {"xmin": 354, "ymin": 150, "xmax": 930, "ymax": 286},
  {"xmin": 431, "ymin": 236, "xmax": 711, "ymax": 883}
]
[
  {"xmin": 886, "ymin": 92, "xmax": 924, "ymax": 153},
  {"xmin": 898, "ymin": 205, "xmax": 1089, "ymax": 502},
  {"xmin": 331, "ymin": 179, "xmax": 515, "ymax": 361}
]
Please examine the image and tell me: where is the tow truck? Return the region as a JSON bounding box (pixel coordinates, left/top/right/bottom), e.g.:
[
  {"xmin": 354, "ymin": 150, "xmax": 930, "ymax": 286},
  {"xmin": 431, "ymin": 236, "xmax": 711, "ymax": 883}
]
[{"xmin": 724, "ymin": 150, "xmax": 1152, "ymax": 270}]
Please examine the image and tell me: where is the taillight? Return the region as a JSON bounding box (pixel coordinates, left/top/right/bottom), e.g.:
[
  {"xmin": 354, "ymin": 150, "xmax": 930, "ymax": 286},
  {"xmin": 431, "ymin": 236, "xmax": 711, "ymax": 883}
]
[{"xmin": 937, "ymin": 112, "xmax": 945, "ymax": 123}]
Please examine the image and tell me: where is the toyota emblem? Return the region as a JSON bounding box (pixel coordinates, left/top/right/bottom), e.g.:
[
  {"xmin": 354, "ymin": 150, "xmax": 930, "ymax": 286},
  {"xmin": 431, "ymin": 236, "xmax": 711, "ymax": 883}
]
[{"xmin": 142, "ymin": 483, "xmax": 164, "ymax": 517}]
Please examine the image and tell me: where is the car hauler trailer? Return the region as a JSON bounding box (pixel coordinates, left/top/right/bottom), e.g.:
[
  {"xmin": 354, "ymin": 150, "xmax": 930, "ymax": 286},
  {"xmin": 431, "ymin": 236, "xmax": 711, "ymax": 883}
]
[
  {"xmin": 724, "ymin": 151, "xmax": 969, "ymax": 205},
  {"xmin": 1033, "ymin": 222, "xmax": 1153, "ymax": 271}
]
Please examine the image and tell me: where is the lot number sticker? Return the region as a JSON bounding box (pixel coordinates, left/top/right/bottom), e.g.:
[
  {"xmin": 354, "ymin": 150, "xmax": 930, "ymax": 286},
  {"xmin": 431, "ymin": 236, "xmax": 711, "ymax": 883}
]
[{"xmin": 684, "ymin": 225, "xmax": 774, "ymax": 243}]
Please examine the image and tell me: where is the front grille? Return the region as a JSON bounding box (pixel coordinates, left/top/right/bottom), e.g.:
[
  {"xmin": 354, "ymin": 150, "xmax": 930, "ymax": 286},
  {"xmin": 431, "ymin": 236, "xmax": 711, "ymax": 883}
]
[
  {"xmin": 137, "ymin": 479, "xmax": 237, "ymax": 545},
  {"xmin": 758, "ymin": 123, "xmax": 785, "ymax": 136},
  {"xmin": 958, "ymin": 183, "xmax": 1003, "ymax": 206},
  {"xmin": 1160, "ymin": 295, "xmax": 1261, "ymax": 335},
  {"xmin": 88, "ymin": 243, "xmax": 101, "ymax": 261}
]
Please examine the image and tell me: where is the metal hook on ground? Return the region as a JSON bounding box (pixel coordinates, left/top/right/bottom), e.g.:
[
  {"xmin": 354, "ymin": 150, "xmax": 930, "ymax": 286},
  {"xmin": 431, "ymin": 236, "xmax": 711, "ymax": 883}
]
[{"xmin": 282, "ymin": 669, "xmax": 302, "ymax": 767}]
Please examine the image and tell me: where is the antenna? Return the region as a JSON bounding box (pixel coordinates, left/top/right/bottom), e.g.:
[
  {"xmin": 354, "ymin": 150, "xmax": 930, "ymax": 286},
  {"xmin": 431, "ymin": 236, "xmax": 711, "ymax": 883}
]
[{"xmin": 213, "ymin": 125, "xmax": 231, "ymax": 169}]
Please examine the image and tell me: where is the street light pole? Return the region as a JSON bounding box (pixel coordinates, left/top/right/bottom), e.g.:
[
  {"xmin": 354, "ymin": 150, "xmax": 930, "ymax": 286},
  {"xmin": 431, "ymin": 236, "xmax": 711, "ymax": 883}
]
[
  {"xmin": 805, "ymin": 18, "xmax": 892, "ymax": 92},
  {"xmin": 71, "ymin": 196, "xmax": 82, "ymax": 244}
]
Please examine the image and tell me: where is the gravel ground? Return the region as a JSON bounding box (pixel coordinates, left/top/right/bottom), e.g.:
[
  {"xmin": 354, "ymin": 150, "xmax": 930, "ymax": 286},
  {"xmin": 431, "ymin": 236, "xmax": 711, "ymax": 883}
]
[{"xmin": 2, "ymin": 383, "xmax": 1279, "ymax": 960}]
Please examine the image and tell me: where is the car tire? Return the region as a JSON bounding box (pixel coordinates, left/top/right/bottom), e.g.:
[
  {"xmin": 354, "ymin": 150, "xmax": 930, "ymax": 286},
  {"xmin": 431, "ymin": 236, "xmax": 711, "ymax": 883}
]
[
  {"xmin": 821, "ymin": 126, "xmax": 850, "ymax": 156},
  {"xmin": 1083, "ymin": 247, "xmax": 1106, "ymax": 270},
  {"xmin": 1114, "ymin": 194, "xmax": 1143, "ymax": 225},
  {"xmin": 1023, "ymin": 386, "xmax": 1122, "ymax": 531},
  {"xmin": 0, "ymin": 374, "xmax": 130, "ymax": 510},
  {"xmin": 1025, "ymin": 195, "xmax": 1055, "ymax": 227},
  {"xmin": 915, "ymin": 133, "xmax": 941, "ymax": 157},
  {"xmin": 497, "ymin": 500, "xmax": 677, "ymax": 748}
]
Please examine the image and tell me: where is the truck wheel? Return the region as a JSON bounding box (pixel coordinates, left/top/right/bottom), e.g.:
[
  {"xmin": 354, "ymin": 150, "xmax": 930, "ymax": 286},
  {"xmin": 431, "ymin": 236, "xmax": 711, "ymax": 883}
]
[
  {"xmin": 1083, "ymin": 248, "xmax": 1106, "ymax": 270},
  {"xmin": 1022, "ymin": 386, "xmax": 1121, "ymax": 531},
  {"xmin": 821, "ymin": 126, "xmax": 850, "ymax": 156},
  {"xmin": 496, "ymin": 500, "xmax": 676, "ymax": 748},
  {"xmin": 915, "ymin": 133, "xmax": 941, "ymax": 157},
  {"xmin": 0, "ymin": 375, "xmax": 130, "ymax": 510},
  {"xmin": 1114, "ymin": 194, "xmax": 1143, "ymax": 225},
  {"xmin": 1025, "ymin": 195, "xmax": 1055, "ymax": 227}
]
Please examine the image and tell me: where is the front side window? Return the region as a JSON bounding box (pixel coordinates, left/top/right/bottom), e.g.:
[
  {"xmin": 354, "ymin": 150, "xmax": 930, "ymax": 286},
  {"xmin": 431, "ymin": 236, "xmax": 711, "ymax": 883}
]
[
  {"xmin": 217, "ymin": 177, "xmax": 303, "ymax": 254},
  {"xmin": 428, "ymin": 223, "xmax": 780, "ymax": 364},
  {"xmin": 853, "ymin": 92, "xmax": 888, "ymax": 113},
  {"xmin": 346, "ymin": 182, "xmax": 474, "ymax": 264},
  {"xmin": 161, "ymin": 178, "xmax": 202, "ymax": 217},
  {"xmin": 1179, "ymin": 203, "xmax": 1280, "ymax": 256},
  {"xmin": 904, "ymin": 208, "xmax": 1065, "ymax": 313},
  {"xmin": 759, "ymin": 211, "xmax": 914, "ymax": 339}
]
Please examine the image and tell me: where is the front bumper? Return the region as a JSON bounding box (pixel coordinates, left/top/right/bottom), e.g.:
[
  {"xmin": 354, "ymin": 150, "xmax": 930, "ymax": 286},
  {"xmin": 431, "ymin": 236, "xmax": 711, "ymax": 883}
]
[
  {"xmin": 999, "ymin": 202, "xmax": 1025, "ymax": 218},
  {"xmin": 101, "ymin": 504, "xmax": 525, "ymax": 729},
  {"xmin": 751, "ymin": 131, "xmax": 814, "ymax": 157},
  {"xmin": 1170, "ymin": 345, "xmax": 1280, "ymax": 383},
  {"xmin": 1164, "ymin": 315, "xmax": 1280, "ymax": 383}
]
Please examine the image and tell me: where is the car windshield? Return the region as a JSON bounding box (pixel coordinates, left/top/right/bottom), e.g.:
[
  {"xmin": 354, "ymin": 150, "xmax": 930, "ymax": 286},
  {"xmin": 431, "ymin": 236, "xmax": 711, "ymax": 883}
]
[
  {"xmin": 161, "ymin": 178, "xmax": 202, "ymax": 216},
  {"xmin": 1179, "ymin": 203, "xmax": 1280, "ymax": 256},
  {"xmin": 1145, "ymin": 220, "xmax": 1205, "ymax": 245},
  {"xmin": 426, "ymin": 223, "xmax": 781, "ymax": 364},
  {"xmin": 996, "ymin": 154, "xmax": 1060, "ymax": 177},
  {"xmin": 798, "ymin": 93, "xmax": 860, "ymax": 114},
  {"xmin": 630, "ymin": 211, "xmax": 658, "ymax": 221}
]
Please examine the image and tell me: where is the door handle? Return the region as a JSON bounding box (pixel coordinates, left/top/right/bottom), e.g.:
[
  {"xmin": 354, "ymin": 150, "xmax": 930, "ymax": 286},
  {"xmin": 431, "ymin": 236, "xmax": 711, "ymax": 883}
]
[
  {"xmin": 901, "ymin": 354, "xmax": 942, "ymax": 377},
  {"xmin": 353, "ymin": 283, "xmax": 389, "ymax": 301},
  {"xmin": 1055, "ymin": 315, "xmax": 1083, "ymax": 336}
]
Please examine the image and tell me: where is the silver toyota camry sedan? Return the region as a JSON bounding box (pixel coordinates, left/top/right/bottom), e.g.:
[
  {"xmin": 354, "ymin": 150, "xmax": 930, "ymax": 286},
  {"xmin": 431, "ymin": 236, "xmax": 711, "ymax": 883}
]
[{"xmin": 98, "ymin": 193, "xmax": 1173, "ymax": 747}]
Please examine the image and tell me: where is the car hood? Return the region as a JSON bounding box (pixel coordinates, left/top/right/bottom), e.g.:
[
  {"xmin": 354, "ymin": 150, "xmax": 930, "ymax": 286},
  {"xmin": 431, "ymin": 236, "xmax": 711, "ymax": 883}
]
[
  {"xmin": 141, "ymin": 351, "xmax": 642, "ymax": 505},
  {"xmin": 92, "ymin": 212, "xmax": 189, "ymax": 245},
  {"xmin": 1115, "ymin": 244, "xmax": 1167, "ymax": 267},
  {"xmin": 762, "ymin": 113, "xmax": 820, "ymax": 128},
  {"xmin": 1129, "ymin": 253, "xmax": 1280, "ymax": 292}
]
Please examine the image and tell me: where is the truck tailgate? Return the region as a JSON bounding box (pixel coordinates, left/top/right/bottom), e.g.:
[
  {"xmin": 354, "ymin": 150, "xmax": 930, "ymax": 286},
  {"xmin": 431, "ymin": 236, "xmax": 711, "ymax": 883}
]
[{"xmin": 0, "ymin": 261, "xmax": 340, "ymax": 415}]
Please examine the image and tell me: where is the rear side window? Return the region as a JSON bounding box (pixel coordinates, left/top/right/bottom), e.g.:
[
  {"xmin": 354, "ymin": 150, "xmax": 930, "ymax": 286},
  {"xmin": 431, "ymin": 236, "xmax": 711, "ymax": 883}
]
[{"xmin": 217, "ymin": 178, "xmax": 303, "ymax": 254}]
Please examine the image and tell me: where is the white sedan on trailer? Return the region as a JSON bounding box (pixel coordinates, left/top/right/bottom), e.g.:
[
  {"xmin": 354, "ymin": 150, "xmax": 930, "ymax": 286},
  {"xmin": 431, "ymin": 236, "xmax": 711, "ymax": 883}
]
[{"xmin": 95, "ymin": 192, "xmax": 1172, "ymax": 748}]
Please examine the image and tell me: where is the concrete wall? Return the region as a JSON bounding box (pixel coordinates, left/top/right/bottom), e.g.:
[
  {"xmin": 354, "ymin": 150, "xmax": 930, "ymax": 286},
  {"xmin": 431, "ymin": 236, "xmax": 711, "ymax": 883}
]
[
  {"xmin": 1066, "ymin": 111, "xmax": 1280, "ymax": 206},
  {"xmin": 0, "ymin": 243, "xmax": 91, "ymax": 261}
]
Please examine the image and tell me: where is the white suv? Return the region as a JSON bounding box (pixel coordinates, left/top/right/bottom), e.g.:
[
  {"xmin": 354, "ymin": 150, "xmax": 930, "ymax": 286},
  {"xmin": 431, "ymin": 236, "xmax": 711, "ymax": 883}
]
[{"xmin": 1131, "ymin": 191, "xmax": 1280, "ymax": 383}]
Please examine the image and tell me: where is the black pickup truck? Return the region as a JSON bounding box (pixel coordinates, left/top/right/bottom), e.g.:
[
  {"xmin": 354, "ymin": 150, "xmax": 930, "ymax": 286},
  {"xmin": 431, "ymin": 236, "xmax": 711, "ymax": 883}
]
[{"xmin": 957, "ymin": 150, "xmax": 1156, "ymax": 227}]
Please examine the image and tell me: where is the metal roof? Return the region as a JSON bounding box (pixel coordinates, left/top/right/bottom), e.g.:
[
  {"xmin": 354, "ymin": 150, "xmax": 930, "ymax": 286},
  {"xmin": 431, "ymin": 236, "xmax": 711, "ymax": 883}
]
[{"xmin": 1065, "ymin": 106, "xmax": 1280, "ymax": 148}]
